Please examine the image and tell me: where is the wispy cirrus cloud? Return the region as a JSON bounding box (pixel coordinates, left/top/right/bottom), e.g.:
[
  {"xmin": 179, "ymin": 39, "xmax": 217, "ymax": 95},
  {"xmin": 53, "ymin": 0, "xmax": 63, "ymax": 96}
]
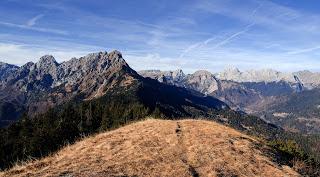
[
  {"xmin": 287, "ymin": 46, "xmax": 320, "ymax": 55},
  {"xmin": 0, "ymin": 21, "xmax": 68, "ymax": 35},
  {"xmin": 210, "ymin": 3, "xmax": 261, "ymax": 48},
  {"xmin": 195, "ymin": 0, "xmax": 303, "ymax": 32},
  {"xmin": 179, "ymin": 3, "xmax": 261, "ymax": 60},
  {"xmin": 26, "ymin": 14, "xmax": 44, "ymax": 27},
  {"xmin": 178, "ymin": 37, "xmax": 217, "ymax": 59}
]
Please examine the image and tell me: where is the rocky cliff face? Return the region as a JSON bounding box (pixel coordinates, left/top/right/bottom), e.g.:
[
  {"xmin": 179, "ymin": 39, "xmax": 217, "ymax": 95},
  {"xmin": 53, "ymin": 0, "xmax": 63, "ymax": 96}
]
[{"xmin": 0, "ymin": 50, "xmax": 138, "ymax": 126}]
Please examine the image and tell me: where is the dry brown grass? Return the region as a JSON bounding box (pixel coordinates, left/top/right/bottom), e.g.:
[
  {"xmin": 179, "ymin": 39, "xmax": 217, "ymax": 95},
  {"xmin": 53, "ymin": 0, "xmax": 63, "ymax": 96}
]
[{"xmin": 0, "ymin": 119, "xmax": 300, "ymax": 177}]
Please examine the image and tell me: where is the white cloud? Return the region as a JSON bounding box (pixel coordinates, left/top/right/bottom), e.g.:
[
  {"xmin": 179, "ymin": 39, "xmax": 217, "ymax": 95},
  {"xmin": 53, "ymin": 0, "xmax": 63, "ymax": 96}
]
[{"xmin": 0, "ymin": 43, "xmax": 94, "ymax": 65}]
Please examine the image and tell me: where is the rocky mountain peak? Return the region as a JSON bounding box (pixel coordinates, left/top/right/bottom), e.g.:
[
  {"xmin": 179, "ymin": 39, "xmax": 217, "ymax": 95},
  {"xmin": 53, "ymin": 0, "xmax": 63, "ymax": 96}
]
[
  {"xmin": 189, "ymin": 70, "xmax": 219, "ymax": 93},
  {"xmin": 108, "ymin": 50, "xmax": 122, "ymax": 60},
  {"xmin": 0, "ymin": 61, "xmax": 10, "ymax": 66},
  {"xmin": 108, "ymin": 50, "xmax": 128, "ymax": 68},
  {"xmin": 66, "ymin": 51, "xmax": 129, "ymax": 78},
  {"xmin": 37, "ymin": 55, "xmax": 58, "ymax": 68},
  {"xmin": 30, "ymin": 55, "xmax": 59, "ymax": 82},
  {"xmin": 216, "ymin": 66, "xmax": 242, "ymax": 81},
  {"xmin": 0, "ymin": 62, "xmax": 19, "ymax": 70},
  {"xmin": 23, "ymin": 62, "xmax": 35, "ymax": 67},
  {"xmin": 171, "ymin": 69, "xmax": 185, "ymax": 81},
  {"xmin": 0, "ymin": 62, "xmax": 19, "ymax": 81},
  {"xmin": 81, "ymin": 50, "xmax": 127, "ymax": 69},
  {"xmin": 172, "ymin": 69, "xmax": 184, "ymax": 74},
  {"xmin": 224, "ymin": 66, "xmax": 241, "ymax": 74}
]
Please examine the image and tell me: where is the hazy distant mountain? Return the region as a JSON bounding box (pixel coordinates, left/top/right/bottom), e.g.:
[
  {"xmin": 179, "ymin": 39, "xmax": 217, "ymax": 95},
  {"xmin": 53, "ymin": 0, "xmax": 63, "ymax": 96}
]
[
  {"xmin": 216, "ymin": 66, "xmax": 320, "ymax": 89},
  {"xmin": 216, "ymin": 66, "xmax": 296, "ymax": 83},
  {"xmin": 139, "ymin": 68, "xmax": 302, "ymax": 110},
  {"xmin": 139, "ymin": 68, "xmax": 320, "ymax": 134}
]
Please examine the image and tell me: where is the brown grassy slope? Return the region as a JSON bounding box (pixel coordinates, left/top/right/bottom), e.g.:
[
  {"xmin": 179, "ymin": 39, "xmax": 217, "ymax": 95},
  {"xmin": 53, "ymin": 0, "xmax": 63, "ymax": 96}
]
[{"xmin": 1, "ymin": 119, "xmax": 300, "ymax": 177}]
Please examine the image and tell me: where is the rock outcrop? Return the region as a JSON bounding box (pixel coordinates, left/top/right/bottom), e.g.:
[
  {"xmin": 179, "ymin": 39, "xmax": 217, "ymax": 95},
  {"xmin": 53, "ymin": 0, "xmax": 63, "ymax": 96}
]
[{"xmin": 0, "ymin": 50, "xmax": 138, "ymax": 126}]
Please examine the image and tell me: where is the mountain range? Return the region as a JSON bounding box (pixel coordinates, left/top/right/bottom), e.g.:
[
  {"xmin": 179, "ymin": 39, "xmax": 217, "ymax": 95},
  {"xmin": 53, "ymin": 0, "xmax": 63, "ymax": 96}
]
[
  {"xmin": 0, "ymin": 51, "xmax": 228, "ymax": 128},
  {"xmin": 0, "ymin": 50, "xmax": 319, "ymax": 176},
  {"xmin": 217, "ymin": 66, "xmax": 320, "ymax": 88},
  {"xmin": 1, "ymin": 51, "xmax": 320, "ymax": 134},
  {"xmin": 140, "ymin": 68, "xmax": 320, "ymax": 134}
]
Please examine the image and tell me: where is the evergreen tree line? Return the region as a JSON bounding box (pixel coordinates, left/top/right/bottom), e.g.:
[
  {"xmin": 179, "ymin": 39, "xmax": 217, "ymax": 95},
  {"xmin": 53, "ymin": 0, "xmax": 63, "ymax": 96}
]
[{"xmin": 0, "ymin": 90, "xmax": 152, "ymax": 170}]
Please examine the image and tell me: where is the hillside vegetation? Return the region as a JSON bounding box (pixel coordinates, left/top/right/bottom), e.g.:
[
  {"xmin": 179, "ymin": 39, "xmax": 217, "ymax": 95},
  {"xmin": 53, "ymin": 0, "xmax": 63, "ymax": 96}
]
[
  {"xmin": 0, "ymin": 119, "xmax": 299, "ymax": 177},
  {"xmin": 265, "ymin": 89, "xmax": 320, "ymax": 134}
]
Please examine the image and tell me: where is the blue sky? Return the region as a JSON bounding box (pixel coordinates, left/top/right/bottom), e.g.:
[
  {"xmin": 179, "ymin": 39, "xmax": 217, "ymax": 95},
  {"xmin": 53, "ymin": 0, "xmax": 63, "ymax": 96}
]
[{"xmin": 1, "ymin": 0, "xmax": 320, "ymax": 73}]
